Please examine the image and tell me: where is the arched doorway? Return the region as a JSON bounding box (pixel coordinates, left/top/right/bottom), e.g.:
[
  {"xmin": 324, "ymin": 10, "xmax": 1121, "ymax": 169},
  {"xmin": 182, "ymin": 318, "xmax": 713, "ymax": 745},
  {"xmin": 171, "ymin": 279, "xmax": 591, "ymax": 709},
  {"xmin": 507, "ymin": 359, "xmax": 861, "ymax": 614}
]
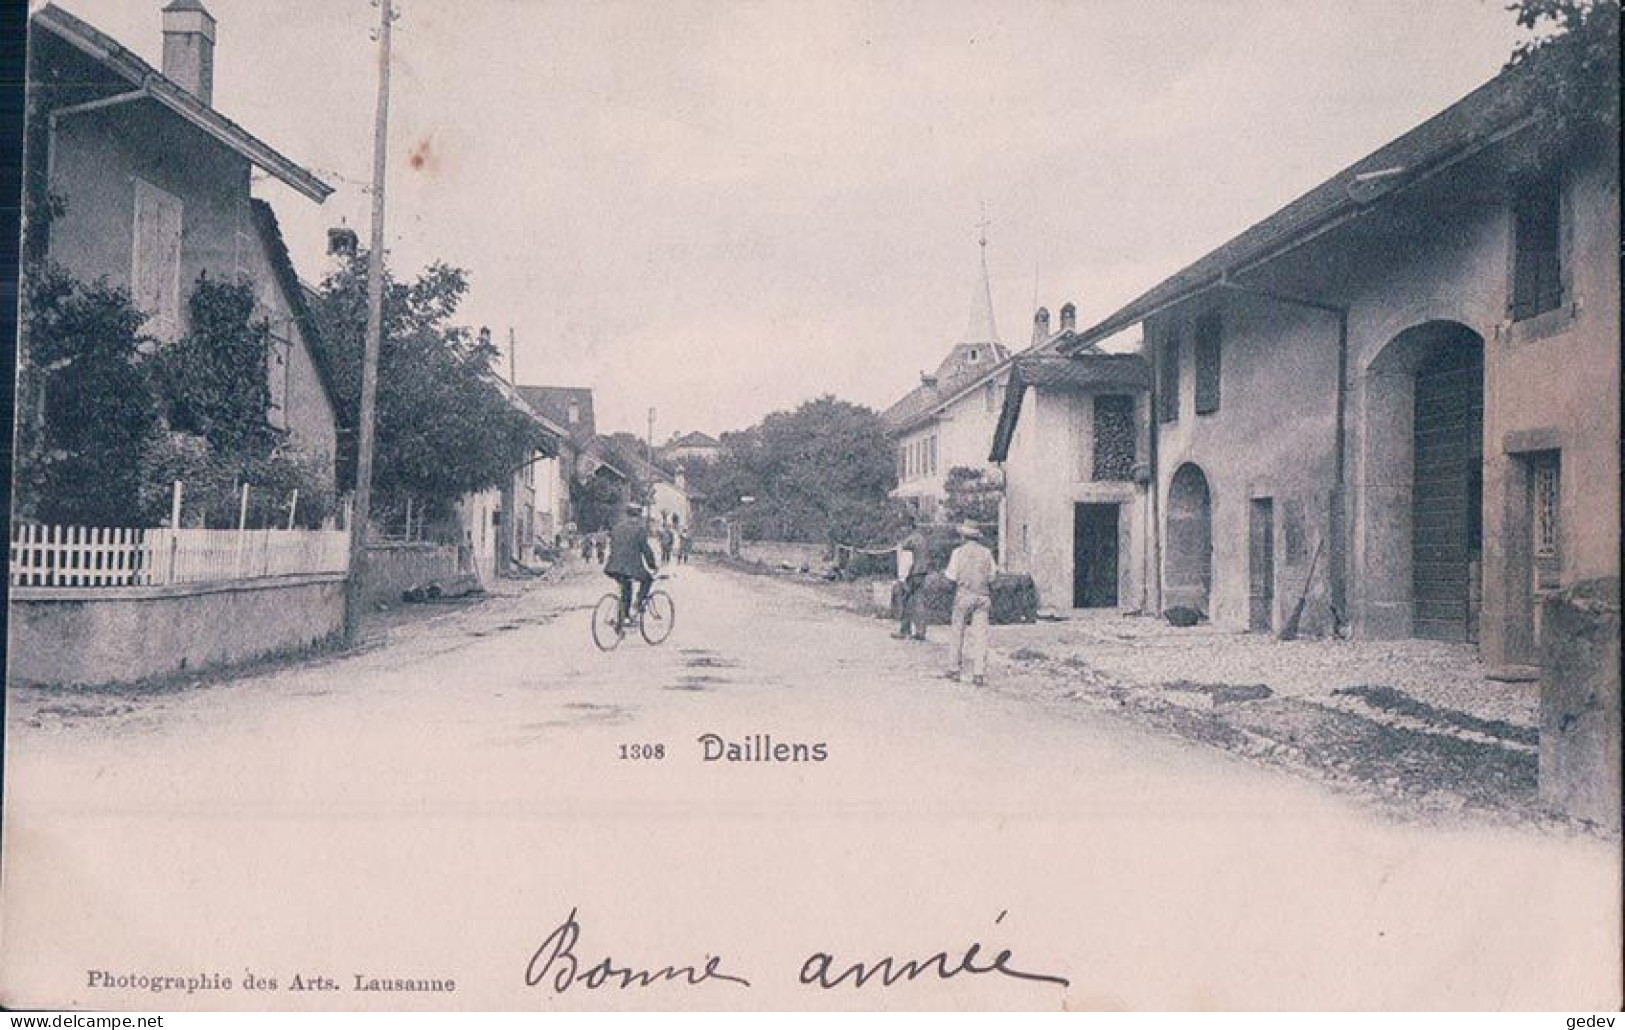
[
  {"xmin": 1166, "ymin": 463, "xmax": 1212, "ymax": 615},
  {"xmin": 1360, "ymin": 321, "xmax": 1484, "ymax": 641}
]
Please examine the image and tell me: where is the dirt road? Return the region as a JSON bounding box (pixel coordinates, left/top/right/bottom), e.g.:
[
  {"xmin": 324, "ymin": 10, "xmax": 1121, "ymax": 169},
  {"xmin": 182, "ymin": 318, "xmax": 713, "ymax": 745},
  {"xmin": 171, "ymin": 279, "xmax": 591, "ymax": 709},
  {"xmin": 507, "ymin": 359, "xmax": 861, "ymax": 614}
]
[{"xmin": 3, "ymin": 561, "xmax": 1618, "ymax": 1009}]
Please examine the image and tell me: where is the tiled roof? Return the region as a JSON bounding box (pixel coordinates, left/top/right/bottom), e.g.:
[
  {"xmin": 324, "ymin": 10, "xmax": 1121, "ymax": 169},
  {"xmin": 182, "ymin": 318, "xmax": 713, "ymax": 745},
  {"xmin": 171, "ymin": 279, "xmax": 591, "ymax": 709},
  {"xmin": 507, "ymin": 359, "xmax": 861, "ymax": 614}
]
[
  {"xmin": 668, "ymin": 431, "xmax": 720, "ymax": 449},
  {"xmin": 517, "ymin": 385, "xmax": 596, "ymax": 445},
  {"xmin": 988, "ymin": 353, "xmax": 1151, "ymax": 461},
  {"xmin": 883, "ymin": 330, "xmax": 1086, "ymax": 436},
  {"xmin": 1069, "ymin": 64, "xmax": 1541, "ymax": 350}
]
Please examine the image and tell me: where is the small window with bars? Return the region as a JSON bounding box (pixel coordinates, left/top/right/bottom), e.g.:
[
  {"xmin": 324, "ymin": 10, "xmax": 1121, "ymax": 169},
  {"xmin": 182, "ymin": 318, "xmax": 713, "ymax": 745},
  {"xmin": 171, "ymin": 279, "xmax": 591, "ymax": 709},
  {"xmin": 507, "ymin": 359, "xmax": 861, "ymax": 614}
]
[
  {"xmin": 1194, "ymin": 312, "xmax": 1221, "ymax": 415},
  {"xmin": 1511, "ymin": 175, "xmax": 1563, "ymax": 322},
  {"xmin": 1092, "ymin": 394, "xmax": 1136, "ymax": 481},
  {"xmin": 1534, "ymin": 460, "xmax": 1560, "ymax": 558}
]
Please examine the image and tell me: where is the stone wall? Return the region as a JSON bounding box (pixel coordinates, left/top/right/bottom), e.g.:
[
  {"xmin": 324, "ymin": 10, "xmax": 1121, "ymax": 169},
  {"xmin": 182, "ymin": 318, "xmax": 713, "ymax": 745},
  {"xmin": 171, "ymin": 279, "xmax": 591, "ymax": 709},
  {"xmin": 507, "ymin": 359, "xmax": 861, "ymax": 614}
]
[
  {"xmin": 690, "ymin": 536, "xmax": 831, "ymax": 570},
  {"xmin": 1538, "ymin": 578, "xmax": 1621, "ymax": 831},
  {"xmin": 8, "ymin": 573, "xmax": 345, "ymax": 689},
  {"xmin": 361, "ymin": 542, "xmax": 466, "ymax": 607}
]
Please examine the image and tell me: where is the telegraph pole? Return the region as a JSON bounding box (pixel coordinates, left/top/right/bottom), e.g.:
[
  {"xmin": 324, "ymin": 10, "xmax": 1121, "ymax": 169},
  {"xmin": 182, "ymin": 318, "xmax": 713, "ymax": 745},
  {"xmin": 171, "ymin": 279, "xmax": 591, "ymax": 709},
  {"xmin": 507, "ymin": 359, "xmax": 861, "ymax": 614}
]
[{"xmin": 344, "ymin": 0, "xmax": 395, "ymax": 644}]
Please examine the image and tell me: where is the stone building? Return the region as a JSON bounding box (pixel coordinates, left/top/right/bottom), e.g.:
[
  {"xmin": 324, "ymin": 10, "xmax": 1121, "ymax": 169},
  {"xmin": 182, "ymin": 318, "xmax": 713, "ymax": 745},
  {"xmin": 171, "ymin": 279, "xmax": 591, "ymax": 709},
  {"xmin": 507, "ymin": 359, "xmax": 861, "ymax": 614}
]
[
  {"xmin": 25, "ymin": 2, "xmax": 339, "ymax": 479},
  {"xmin": 1053, "ymin": 63, "xmax": 1618, "ymax": 675},
  {"xmin": 989, "ymin": 340, "xmax": 1153, "ymax": 614}
]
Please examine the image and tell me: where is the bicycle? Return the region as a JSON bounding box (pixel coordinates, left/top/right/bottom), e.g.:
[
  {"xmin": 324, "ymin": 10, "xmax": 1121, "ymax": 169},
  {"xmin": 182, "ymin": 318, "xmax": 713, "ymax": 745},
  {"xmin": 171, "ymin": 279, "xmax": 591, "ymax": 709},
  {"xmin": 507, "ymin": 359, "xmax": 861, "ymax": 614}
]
[{"xmin": 591, "ymin": 574, "xmax": 675, "ymax": 651}]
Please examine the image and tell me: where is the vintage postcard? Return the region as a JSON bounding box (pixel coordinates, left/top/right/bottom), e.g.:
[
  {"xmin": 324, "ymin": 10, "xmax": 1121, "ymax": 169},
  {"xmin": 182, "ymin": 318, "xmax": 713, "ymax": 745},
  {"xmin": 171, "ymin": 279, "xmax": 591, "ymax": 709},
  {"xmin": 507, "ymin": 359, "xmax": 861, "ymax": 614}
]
[{"xmin": 2, "ymin": 0, "xmax": 1620, "ymax": 1013}]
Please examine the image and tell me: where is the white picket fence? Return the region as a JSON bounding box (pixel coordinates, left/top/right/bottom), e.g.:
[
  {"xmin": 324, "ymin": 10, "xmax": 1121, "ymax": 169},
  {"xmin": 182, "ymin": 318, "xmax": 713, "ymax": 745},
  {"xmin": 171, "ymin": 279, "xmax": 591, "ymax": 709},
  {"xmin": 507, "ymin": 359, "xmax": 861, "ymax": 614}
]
[{"xmin": 9, "ymin": 524, "xmax": 350, "ymax": 588}]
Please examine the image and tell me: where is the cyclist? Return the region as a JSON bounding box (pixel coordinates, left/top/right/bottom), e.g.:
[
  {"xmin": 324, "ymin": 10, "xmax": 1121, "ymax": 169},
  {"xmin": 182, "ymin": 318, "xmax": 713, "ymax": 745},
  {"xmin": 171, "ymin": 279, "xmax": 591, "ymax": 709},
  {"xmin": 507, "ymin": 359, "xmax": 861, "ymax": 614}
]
[{"xmin": 604, "ymin": 502, "xmax": 658, "ymax": 630}]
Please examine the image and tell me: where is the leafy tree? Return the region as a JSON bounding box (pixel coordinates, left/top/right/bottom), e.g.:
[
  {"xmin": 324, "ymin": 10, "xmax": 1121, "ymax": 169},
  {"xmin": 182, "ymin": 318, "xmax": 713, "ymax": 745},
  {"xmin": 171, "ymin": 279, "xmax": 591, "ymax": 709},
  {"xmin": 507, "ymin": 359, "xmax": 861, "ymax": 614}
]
[
  {"xmin": 15, "ymin": 264, "xmax": 162, "ymax": 526},
  {"xmin": 706, "ymin": 395, "xmax": 899, "ymax": 544},
  {"xmin": 311, "ymin": 255, "xmax": 550, "ymax": 515},
  {"xmin": 1505, "ymin": 0, "xmax": 1619, "ymax": 139},
  {"xmin": 942, "ymin": 466, "xmax": 1001, "ymax": 547},
  {"xmin": 570, "ymin": 470, "xmax": 626, "ymax": 534},
  {"xmin": 150, "ymin": 275, "xmax": 281, "ymax": 460}
]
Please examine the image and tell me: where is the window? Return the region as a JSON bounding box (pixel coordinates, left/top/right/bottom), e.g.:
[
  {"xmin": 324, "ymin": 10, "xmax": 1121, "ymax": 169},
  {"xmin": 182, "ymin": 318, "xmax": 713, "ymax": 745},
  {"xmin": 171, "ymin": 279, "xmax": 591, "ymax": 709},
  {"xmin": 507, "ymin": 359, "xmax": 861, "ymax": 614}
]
[
  {"xmin": 1511, "ymin": 175, "xmax": 1563, "ymax": 321},
  {"xmin": 568, "ymin": 402, "xmax": 580, "ymax": 425},
  {"xmin": 928, "ymin": 435, "xmax": 938, "ymax": 475},
  {"xmin": 1157, "ymin": 333, "xmax": 1180, "ymax": 423},
  {"xmin": 1194, "ymin": 312, "xmax": 1221, "ymax": 415},
  {"xmin": 984, "ymin": 380, "xmax": 997, "ymax": 413},
  {"xmin": 1092, "ymin": 395, "xmax": 1136, "ymax": 481},
  {"xmin": 1533, "ymin": 452, "xmax": 1561, "ymax": 590},
  {"xmin": 132, "ymin": 179, "xmax": 183, "ymax": 341}
]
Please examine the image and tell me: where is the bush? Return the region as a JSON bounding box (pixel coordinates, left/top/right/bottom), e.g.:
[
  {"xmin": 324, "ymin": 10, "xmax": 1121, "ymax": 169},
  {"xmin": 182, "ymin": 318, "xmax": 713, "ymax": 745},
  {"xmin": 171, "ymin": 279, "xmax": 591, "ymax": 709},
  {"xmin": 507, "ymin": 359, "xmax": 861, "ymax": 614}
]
[{"xmin": 17, "ymin": 264, "xmax": 162, "ymax": 526}]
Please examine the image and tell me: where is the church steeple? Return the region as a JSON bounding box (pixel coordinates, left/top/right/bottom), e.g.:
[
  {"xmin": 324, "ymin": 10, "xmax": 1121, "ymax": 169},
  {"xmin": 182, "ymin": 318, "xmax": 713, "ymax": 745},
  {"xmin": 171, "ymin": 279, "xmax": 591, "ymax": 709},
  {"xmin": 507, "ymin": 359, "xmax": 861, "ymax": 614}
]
[{"xmin": 960, "ymin": 205, "xmax": 1000, "ymax": 346}]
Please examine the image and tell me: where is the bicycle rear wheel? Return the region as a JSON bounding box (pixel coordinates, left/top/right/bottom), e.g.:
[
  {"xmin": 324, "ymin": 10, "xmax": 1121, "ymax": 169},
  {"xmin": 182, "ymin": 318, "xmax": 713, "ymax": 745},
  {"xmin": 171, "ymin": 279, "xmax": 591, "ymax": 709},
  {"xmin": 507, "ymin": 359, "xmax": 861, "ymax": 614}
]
[
  {"xmin": 591, "ymin": 593, "xmax": 625, "ymax": 651},
  {"xmin": 639, "ymin": 591, "xmax": 676, "ymax": 645}
]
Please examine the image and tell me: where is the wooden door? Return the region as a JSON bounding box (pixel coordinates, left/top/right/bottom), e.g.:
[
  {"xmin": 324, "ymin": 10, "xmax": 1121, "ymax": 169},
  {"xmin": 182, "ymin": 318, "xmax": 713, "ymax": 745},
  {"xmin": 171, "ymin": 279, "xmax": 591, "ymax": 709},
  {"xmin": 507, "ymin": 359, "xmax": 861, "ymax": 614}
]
[
  {"xmin": 1248, "ymin": 498, "xmax": 1274, "ymax": 633},
  {"xmin": 1411, "ymin": 340, "xmax": 1483, "ymax": 640}
]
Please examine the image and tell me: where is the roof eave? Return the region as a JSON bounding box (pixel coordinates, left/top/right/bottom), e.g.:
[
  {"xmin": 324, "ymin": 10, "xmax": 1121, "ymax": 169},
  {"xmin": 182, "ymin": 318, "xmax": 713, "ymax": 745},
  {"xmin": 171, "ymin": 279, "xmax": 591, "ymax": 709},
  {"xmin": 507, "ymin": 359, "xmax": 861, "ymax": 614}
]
[{"xmin": 36, "ymin": 5, "xmax": 332, "ymax": 203}]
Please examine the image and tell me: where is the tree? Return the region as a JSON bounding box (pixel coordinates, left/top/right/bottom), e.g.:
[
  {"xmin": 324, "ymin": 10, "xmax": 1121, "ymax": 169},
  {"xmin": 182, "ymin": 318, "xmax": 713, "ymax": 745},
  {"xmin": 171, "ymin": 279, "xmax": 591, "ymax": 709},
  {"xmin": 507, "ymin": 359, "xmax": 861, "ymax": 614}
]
[
  {"xmin": 706, "ymin": 395, "xmax": 901, "ymax": 544},
  {"xmin": 311, "ymin": 255, "xmax": 550, "ymax": 520},
  {"xmin": 15, "ymin": 264, "xmax": 162, "ymax": 526},
  {"xmin": 1505, "ymin": 0, "xmax": 1620, "ymax": 139},
  {"xmin": 942, "ymin": 466, "xmax": 1001, "ymax": 547}
]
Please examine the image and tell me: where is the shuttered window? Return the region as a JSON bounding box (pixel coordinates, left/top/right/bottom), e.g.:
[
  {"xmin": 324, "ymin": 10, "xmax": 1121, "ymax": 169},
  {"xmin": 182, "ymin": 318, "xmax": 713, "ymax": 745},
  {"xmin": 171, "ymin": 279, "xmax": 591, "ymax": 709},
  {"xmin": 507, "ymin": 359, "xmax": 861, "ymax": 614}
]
[
  {"xmin": 1511, "ymin": 176, "xmax": 1562, "ymax": 321},
  {"xmin": 1157, "ymin": 334, "xmax": 1180, "ymax": 423},
  {"xmin": 132, "ymin": 179, "xmax": 183, "ymax": 341},
  {"xmin": 1194, "ymin": 312, "xmax": 1221, "ymax": 415}
]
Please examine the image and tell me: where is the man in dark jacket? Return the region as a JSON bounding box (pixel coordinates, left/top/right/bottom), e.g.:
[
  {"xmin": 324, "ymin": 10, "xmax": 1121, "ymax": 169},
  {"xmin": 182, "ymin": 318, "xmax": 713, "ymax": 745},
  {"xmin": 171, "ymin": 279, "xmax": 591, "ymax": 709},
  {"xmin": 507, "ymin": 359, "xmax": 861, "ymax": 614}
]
[
  {"xmin": 893, "ymin": 515, "xmax": 931, "ymax": 641},
  {"xmin": 605, "ymin": 503, "xmax": 658, "ymax": 628}
]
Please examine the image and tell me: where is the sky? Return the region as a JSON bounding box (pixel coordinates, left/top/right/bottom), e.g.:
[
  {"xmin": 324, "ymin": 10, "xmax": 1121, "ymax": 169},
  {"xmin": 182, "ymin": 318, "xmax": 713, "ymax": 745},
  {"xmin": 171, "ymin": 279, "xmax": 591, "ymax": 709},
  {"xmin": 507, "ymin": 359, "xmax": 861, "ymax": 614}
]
[{"xmin": 45, "ymin": 0, "xmax": 1527, "ymax": 439}]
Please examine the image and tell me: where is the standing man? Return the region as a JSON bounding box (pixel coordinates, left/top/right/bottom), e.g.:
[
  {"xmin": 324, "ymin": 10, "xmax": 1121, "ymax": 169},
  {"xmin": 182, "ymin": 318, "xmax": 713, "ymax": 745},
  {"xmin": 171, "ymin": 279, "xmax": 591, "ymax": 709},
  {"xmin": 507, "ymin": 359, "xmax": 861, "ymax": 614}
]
[
  {"xmin": 605, "ymin": 503, "xmax": 658, "ymax": 629},
  {"xmin": 893, "ymin": 515, "xmax": 931, "ymax": 641},
  {"xmin": 944, "ymin": 523, "xmax": 997, "ymax": 685},
  {"xmin": 658, "ymin": 517, "xmax": 676, "ymax": 565}
]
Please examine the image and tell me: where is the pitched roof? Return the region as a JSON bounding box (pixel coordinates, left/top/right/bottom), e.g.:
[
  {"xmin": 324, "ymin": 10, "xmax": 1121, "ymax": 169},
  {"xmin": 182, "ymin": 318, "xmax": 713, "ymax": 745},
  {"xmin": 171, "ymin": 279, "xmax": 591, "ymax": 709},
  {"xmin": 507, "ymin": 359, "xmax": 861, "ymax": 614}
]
[
  {"xmin": 988, "ymin": 353, "xmax": 1151, "ymax": 462},
  {"xmin": 247, "ymin": 199, "xmax": 340, "ymax": 417},
  {"xmin": 668, "ymin": 431, "xmax": 720, "ymax": 449},
  {"xmin": 33, "ymin": 4, "xmax": 330, "ymax": 202},
  {"xmin": 578, "ymin": 436, "xmax": 627, "ymax": 481},
  {"xmin": 516, "ymin": 385, "xmax": 596, "ymax": 445},
  {"xmin": 882, "ymin": 328, "xmax": 1081, "ymax": 436},
  {"xmin": 1068, "ymin": 64, "xmax": 1541, "ymax": 351}
]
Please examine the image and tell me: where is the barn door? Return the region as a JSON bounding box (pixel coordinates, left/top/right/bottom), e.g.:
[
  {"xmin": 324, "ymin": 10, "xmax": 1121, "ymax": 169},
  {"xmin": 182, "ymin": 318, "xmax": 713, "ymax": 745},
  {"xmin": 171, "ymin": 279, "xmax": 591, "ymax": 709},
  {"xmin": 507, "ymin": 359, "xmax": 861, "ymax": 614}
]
[{"xmin": 1411, "ymin": 339, "xmax": 1483, "ymax": 641}]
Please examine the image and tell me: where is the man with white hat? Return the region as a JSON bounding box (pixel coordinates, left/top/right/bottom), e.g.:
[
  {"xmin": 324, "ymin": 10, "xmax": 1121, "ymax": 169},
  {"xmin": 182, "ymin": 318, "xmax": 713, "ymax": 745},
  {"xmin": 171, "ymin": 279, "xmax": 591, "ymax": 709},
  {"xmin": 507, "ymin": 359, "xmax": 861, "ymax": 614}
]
[{"xmin": 944, "ymin": 522, "xmax": 997, "ymax": 685}]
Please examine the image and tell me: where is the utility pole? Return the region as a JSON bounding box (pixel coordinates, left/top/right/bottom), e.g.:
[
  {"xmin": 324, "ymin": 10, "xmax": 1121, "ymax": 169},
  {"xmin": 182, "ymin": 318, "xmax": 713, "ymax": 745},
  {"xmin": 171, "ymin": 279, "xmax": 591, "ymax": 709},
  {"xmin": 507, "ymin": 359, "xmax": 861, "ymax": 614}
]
[{"xmin": 344, "ymin": 0, "xmax": 395, "ymax": 644}]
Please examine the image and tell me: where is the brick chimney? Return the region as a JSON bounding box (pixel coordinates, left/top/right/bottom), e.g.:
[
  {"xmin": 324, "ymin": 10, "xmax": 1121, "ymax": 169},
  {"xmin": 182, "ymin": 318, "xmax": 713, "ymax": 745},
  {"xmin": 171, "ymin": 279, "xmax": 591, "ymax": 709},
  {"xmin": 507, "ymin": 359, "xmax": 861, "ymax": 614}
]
[
  {"xmin": 1032, "ymin": 306, "xmax": 1051, "ymax": 344},
  {"xmin": 1060, "ymin": 302, "xmax": 1077, "ymax": 332},
  {"xmin": 162, "ymin": 0, "xmax": 217, "ymax": 105}
]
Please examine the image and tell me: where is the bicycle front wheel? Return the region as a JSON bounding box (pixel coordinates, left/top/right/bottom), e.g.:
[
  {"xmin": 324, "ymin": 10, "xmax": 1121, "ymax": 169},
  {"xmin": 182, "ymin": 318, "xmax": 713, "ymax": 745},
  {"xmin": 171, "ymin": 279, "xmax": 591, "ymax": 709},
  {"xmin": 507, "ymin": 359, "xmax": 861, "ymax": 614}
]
[
  {"xmin": 639, "ymin": 591, "xmax": 676, "ymax": 645},
  {"xmin": 591, "ymin": 593, "xmax": 625, "ymax": 651}
]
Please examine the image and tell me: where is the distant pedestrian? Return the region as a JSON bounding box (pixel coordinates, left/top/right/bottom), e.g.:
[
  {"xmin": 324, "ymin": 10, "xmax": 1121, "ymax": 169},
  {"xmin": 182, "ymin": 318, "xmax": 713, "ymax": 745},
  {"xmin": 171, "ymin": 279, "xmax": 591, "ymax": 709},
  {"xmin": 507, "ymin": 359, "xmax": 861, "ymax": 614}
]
[
  {"xmin": 658, "ymin": 520, "xmax": 675, "ymax": 565},
  {"xmin": 893, "ymin": 515, "xmax": 930, "ymax": 641},
  {"xmin": 678, "ymin": 528, "xmax": 692, "ymax": 564},
  {"xmin": 594, "ymin": 534, "xmax": 606, "ymax": 564},
  {"xmin": 944, "ymin": 523, "xmax": 997, "ymax": 686},
  {"xmin": 580, "ymin": 534, "xmax": 593, "ymax": 562}
]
